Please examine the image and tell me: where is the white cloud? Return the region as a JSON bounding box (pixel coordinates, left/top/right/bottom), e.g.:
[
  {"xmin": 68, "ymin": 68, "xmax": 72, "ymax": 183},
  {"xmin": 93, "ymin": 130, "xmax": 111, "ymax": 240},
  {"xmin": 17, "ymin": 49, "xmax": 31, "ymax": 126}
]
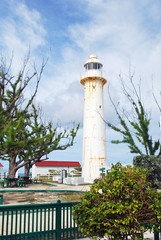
[
  {"xmin": 68, "ymin": 0, "xmax": 161, "ymax": 83},
  {"xmin": 0, "ymin": 1, "xmax": 46, "ymax": 72}
]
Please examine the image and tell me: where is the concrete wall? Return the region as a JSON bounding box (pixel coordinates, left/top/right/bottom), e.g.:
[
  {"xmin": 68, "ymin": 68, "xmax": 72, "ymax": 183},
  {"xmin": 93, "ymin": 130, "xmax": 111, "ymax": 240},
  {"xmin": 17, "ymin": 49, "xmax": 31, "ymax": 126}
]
[{"xmin": 63, "ymin": 177, "xmax": 84, "ymax": 185}]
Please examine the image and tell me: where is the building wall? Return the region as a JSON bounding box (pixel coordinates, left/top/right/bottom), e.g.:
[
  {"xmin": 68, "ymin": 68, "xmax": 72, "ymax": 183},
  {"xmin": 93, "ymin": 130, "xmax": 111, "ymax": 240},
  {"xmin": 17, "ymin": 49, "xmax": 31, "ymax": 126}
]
[{"xmin": 32, "ymin": 165, "xmax": 76, "ymax": 178}]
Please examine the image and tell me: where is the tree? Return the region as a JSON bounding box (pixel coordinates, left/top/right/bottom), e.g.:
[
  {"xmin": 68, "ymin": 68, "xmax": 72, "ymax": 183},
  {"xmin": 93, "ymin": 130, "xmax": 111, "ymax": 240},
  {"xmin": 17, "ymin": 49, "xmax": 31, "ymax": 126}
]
[
  {"xmin": 0, "ymin": 54, "xmax": 79, "ymax": 178},
  {"xmin": 107, "ymin": 73, "xmax": 161, "ymax": 156},
  {"xmin": 16, "ymin": 105, "xmax": 79, "ymax": 177},
  {"xmin": 0, "ymin": 53, "xmax": 43, "ymax": 135},
  {"xmin": 73, "ymin": 163, "xmax": 161, "ymax": 240},
  {"xmin": 133, "ymin": 155, "xmax": 161, "ymax": 188}
]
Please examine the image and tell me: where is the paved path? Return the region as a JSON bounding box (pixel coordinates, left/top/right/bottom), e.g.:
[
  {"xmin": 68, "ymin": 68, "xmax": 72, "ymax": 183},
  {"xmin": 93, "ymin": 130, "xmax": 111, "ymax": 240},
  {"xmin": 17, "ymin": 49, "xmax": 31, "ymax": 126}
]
[{"xmin": 0, "ymin": 182, "xmax": 91, "ymax": 192}]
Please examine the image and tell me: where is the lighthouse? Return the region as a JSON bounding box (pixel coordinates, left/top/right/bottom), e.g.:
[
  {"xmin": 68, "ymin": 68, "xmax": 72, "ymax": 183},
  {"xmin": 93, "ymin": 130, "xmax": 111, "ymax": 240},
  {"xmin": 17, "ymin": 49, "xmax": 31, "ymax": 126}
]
[{"xmin": 81, "ymin": 54, "xmax": 107, "ymax": 183}]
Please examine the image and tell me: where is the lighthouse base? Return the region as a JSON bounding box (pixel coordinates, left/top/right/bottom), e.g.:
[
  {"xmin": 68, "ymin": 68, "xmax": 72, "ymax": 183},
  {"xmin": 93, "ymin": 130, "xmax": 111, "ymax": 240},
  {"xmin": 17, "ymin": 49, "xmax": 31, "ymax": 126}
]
[{"xmin": 82, "ymin": 164, "xmax": 107, "ymax": 184}]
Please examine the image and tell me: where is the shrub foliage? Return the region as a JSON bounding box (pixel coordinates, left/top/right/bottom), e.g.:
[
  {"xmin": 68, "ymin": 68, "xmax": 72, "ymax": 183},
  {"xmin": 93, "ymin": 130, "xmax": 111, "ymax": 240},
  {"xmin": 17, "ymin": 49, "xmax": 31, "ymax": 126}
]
[{"xmin": 73, "ymin": 163, "xmax": 161, "ymax": 239}]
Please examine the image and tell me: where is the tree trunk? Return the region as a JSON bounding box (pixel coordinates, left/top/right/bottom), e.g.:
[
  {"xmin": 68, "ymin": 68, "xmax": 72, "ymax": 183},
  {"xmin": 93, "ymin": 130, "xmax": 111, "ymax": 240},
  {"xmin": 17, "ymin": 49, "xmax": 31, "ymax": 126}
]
[
  {"xmin": 7, "ymin": 154, "xmax": 18, "ymax": 187},
  {"xmin": 24, "ymin": 164, "xmax": 30, "ymax": 177},
  {"xmin": 8, "ymin": 155, "xmax": 17, "ymax": 178}
]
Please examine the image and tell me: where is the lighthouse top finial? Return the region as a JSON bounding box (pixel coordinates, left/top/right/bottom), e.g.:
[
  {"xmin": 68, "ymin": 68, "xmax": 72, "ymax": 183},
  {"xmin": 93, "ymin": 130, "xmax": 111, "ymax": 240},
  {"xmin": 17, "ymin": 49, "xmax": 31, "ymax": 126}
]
[
  {"xmin": 89, "ymin": 54, "xmax": 97, "ymax": 58},
  {"xmin": 84, "ymin": 54, "xmax": 103, "ymax": 68}
]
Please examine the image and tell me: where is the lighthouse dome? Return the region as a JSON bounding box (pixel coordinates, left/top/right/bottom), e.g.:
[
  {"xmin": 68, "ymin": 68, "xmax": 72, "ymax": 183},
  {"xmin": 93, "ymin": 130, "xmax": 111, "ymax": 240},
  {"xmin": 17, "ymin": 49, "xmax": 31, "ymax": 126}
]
[
  {"xmin": 80, "ymin": 54, "xmax": 106, "ymax": 85},
  {"xmin": 84, "ymin": 54, "xmax": 103, "ymax": 69}
]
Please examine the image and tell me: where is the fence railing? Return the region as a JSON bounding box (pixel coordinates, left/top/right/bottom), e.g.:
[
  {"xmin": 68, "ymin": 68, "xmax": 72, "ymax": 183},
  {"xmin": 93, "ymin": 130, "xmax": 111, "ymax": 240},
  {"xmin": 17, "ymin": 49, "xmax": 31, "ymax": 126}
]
[{"xmin": 0, "ymin": 200, "xmax": 84, "ymax": 240}]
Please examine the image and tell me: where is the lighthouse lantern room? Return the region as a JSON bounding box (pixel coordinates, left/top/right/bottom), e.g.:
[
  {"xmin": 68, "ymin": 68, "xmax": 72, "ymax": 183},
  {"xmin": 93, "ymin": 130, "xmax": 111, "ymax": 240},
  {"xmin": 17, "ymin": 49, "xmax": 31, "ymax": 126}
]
[{"xmin": 80, "ymin": 54, "xmax": 107, "ymax": 183}]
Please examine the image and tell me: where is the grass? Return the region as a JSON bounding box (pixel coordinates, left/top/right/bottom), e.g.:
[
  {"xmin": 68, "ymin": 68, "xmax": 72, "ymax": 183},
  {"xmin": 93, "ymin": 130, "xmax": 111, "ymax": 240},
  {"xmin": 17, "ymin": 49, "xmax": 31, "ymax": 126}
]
[{"xmin": 38, "ymin": 178, "xmax": 54, "ymax": 183}]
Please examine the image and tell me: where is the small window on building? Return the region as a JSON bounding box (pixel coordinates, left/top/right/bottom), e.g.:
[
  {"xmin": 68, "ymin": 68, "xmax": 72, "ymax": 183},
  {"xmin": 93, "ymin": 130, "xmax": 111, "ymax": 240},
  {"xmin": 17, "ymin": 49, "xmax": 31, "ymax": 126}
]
[{"xmin": 93, "ymin": 86, "xmax": 95, "ymax": 89}]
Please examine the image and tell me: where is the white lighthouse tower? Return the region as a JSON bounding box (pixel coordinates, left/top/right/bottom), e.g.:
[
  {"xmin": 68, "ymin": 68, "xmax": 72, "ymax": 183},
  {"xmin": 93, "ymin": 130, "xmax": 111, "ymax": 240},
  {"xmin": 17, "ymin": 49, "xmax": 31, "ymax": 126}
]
[{"xmin": 81, "ymin": 54, "xmax": 107, "ymax": 183}]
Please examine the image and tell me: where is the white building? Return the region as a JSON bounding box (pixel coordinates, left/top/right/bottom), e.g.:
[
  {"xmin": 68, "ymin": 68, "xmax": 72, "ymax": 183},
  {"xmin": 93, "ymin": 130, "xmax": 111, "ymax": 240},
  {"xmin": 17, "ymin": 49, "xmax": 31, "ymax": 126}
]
[
  {"xmin": 32, "ymin": 161, "xmax": 81, "ymax": 178},
  {"xmin": 81, "ymin": 54, "xmax": 107, "ymax": 183}
]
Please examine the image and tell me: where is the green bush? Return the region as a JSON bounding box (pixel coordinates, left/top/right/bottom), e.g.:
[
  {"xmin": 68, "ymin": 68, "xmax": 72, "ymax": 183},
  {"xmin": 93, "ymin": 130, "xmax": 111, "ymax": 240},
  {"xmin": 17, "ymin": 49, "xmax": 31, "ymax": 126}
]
[
  {"xmin": 133, "ymin": 155, "xmax": 161, "ymax": 188},
  {"xmin": 73, "ymin": 163, "xmax": 161, "ymax": 239}
]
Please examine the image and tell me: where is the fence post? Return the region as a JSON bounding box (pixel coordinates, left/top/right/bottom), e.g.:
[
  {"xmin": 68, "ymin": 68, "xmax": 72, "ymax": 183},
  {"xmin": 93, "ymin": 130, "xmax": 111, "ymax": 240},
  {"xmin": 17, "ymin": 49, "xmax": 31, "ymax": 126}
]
[
  {"xmin": 154, "ymin": 231, "xmax": 159, "ymax": 240},
  {"xmin": 56, "ymin": 199, "xmax": 61, "ymax": 240}
]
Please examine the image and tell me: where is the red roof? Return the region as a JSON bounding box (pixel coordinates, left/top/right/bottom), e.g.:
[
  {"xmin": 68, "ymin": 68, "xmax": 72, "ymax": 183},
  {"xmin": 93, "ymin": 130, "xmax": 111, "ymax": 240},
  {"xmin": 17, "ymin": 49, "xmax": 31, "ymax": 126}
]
[
  {"xmin": 35, "ymin": 161, "xmax": 81, "ymax": 167},
  {"xmin": 0, "ymin": 163, "xmax": 3, "ymax": 167}
]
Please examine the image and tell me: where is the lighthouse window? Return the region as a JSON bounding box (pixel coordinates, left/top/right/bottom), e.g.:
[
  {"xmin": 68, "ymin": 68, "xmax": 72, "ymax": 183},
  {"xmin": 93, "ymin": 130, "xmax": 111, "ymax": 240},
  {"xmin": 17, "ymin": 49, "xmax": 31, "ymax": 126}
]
[
  {"xmin": 88, "ymin": 63, "xmax": 94, "ymax": 69},
  {"xmin": 86, "ymin": 63, "xmax": 102, "ymax": 70},
  {"xmin": 93, "ymin": 63, "xmax": 98, "ymax": 69},
  {"xmin": 98, "ymin": 64, "xmax": 101, "ymax": 69}
]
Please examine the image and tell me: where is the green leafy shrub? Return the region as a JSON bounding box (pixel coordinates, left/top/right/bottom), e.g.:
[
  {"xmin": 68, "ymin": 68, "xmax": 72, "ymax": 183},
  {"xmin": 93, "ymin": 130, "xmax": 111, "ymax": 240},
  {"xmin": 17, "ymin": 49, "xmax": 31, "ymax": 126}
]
[
  {"xmin": 133, "ymin": 155, "xmax": 161, "ymax": 188},
  {"xmin": 73, "ymin": 163, "xmax": 161, "ymax": 239}
]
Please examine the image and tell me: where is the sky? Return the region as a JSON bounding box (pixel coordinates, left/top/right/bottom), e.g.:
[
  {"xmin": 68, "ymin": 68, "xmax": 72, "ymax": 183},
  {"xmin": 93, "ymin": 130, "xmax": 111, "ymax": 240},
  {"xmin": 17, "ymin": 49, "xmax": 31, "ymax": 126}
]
[{"xmin": 1, "ymin": 0, "xmax": 161, "ymax": 171}]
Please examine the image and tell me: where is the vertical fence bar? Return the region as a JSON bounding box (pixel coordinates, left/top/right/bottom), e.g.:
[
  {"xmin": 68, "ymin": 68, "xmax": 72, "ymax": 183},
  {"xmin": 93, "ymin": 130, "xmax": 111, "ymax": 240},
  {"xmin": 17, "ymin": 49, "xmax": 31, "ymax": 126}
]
[
  {"xmin": 70, "ymin": 206, "xmax": 72, "ymax": 239},
  {"xmin": 10, "ymin": 210, "xmax": 13, "ymax": 235},
  {"xmin": 154, "ymin": 231, "xmax": 159, "ymax": 240},
  {"xmin": 15, "ymin": 210, "xmax": 18, "ymax": 234},
  {"xmin": 1, "ymin": 211, "xmax": 5, "ymax": 236},
  {"xmin": 28, "ymin": 209, "xmax": 30, "ymax": 233},
  {"xmin": 53, "ymin": 207, "xmax": 55, "ymax": 238},
  {"xmin": 36, "ymin": 208, "xmax": 38, "ymax": 232},
  {"xmin": 19, "ymin": 210, "xmax": 22, "ymax": 234},
  {"xmin": 6, "ymin": 210, "xmax": 9, "ymax": 235},
  {"xmin": 40, "ymin": 208, "xmax": 42, "ymax": 232},
  {"xmin": 48, "ymin": 207, "xmax": 50, "ymax": 232},
  {"xmin": 24, "ymin": 209, "xmax": 26, "ymax": 234},
  {"xmin": 56, "ymin": 200, "xmax": 61, "ymax": 240},
  {"xmin": 66, "ymin": 206, "xmax": 68, "ymax": 230},
  {"xmin": 32, "ymin": 209, "xmax": 34, "ymax": 233},
  {"xmin": 44, "ymin": 208, "xmax": 46, "ymax": 231},
  {"xmin": 63, "ymin": 206, "xmax": 65, "ymax": 240}
]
